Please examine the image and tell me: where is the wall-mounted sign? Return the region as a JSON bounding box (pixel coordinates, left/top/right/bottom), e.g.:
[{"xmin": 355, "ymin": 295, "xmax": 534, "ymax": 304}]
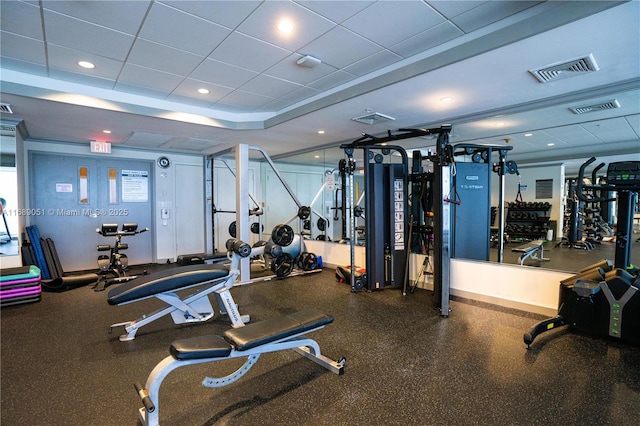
[
  {"xmin": 90, "ymin": 141, "xmax": 111, "ymax": 154},
  {"xmin": 122, "ymin": 170, "xmax": 148, "ymax": 202}
]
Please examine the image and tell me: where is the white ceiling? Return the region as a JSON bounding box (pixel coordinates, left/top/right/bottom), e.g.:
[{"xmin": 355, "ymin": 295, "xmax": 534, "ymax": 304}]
[{"xmin": 0, "ymin": 0, "xmax": 638, "ymax": 171}]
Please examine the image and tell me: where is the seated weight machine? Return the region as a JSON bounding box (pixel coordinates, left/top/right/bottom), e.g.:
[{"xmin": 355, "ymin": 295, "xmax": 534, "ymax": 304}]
[
  {"xmin": 524, "ymin": 158, "xmax": 640, "ymax": 348},
  {"xmin": 95, "ymin": 223, "xmax": 148, "ymax": 291}
]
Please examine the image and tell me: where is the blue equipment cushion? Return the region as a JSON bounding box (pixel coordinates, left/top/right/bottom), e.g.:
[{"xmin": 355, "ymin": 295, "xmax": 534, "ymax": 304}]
[
  {"xmin": 170, "ymin": 334, "xmax": 232, "ymax": 360},
  {"xmin": 107, "ymin": 264, "xmax": 229, "ymax": 305},
  {"xmin": 0, "ymin": 265, "xmax": 40, "ymax": 281},
  {"xmin": 223, "ymin": 309, "xmax": 333, "ymax": 351}
]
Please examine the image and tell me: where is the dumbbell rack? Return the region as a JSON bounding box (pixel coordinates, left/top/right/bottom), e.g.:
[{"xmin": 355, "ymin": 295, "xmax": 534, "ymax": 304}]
[{"xmin": 505, "ymin": 202, "xmax": 552, "ymax": 241}]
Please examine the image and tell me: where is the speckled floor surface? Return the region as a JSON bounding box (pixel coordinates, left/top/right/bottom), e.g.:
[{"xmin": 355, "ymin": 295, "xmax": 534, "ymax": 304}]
[{"xmin": 2, "ymin": 244, "xmax": 640, "ymax": 426}]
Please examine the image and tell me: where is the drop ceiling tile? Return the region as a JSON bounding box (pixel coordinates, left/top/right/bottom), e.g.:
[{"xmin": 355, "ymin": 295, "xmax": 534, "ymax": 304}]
[
  {"xmin": 190, "ymin": 58, "xmax": 258, "ymax": 88},
  {"xmin": 342, "ymin": 1, "xmax": 444, "ymax": 48},
  {"xmin": 581, "ymin": 117, "xmax": 640, "ymax": 143},
  {"xmin": 161, "ymin": 0, "xmax": 262, "ymax": 29},
  {"xmin": 42, "ymin": 0, "xmax": 151, "ymax": 35},
  {"xmin": 301, "ymin": 26, "xmax": 380, "ymax": 68},
  {"xmin": 343, "ymin": 50, "xmax": 402, "ymax": 76},
  {"xmin": 0, "ymin": 57, "xmax": 47, "ymax": 76},
  {"xmin": 124, "ymin": 131, "xmax": 174, "ymax": 147},
  {"xmin": 216, "ymin": 90, "xmax": 275, "ymax": 110},
  {"xmin": 127, "ymin": 39, "xmax": 203, "ymax": 77},
  {"xmin": 625, "ymin": 114, "xmax": 640, "ymax": 137},
  {"xmin": 0, "ymin": 31, "xmax": 46, "ymax": 65},
  {"xmin": 280, "ymin": 86, "xmax": 321, "ymax": 103},
  {"xmin": 295, "ymin": 0, "xmax": 375, "ymax": 24},
  {"xmin": 254, "ymin": 98, "xmax": 295, "ymax": 112},
  {"xmin": 450, "ymin": 1, "xmax": 543, "ymax": 33},
  {"xmin": 390, "ymin": 21, "xmax": 463, "ymax": 58},
  {"xmin": 427, "ymin": 1, "xmax": 487, "ymax": 19},
  {"xmin": 1, "ymin": 1, "xmax": 43, "ymax": 40},
  {"xmin": 543, "ymin": 124, "xmax": 601, "ymax": 146},
  {"xmin": 48, "ymin": 68, "xmax": 116, "ymax": 89},
  {"xmin": 139, "ymin": 2, "xmax": 231, "ymax": 56},
  {"xmin": 168, "ymin": 78, "xmax": 233, "ymax": 104},
  {"xmin": 161, "ymin": 136, "xmax": 218, "ymax": 151},
  {"xmin": 117, "ymin": 63, "xmax": 183, "ymax": 94},
  {"xmin": 209, "ymin": 32, "xmax": 291, "ymax": 73},
  {"xmin": 239, "ymin": 74, "xmax": 303, "ymax": 99},
  {"xmin": 47, "ymin": 44, "xmax": 123, "ymax": 80},
  {"xmin": 236, "ymin": 1, "xmax": 335, "ymax": 52},
  {"xmin": 43, "ymin": 10, "xmax": 135, "ymax": 60},
  {"xmin": 308, "ymin": 70, "xmax": 357, "ymax": 91}
]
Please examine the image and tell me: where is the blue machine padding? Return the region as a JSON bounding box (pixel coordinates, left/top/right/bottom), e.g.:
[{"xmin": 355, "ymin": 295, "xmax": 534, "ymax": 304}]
[{"xmin": 26, "ymin": 226, "xmax": 50, "ymax": 280}]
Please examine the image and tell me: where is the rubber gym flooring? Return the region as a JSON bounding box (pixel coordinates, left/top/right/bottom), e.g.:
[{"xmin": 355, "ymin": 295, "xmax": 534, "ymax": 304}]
[{"xmin": 1, "ymin": 240, "xmax": 639, "ymax": 426}]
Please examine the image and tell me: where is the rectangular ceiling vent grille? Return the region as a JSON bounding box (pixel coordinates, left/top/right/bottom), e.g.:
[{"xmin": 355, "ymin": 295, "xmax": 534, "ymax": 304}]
[
  {"xmin": 529, "ymin": 53, "xmax": 599, "ymax": 83},
  {"xmin": 0, "ymin": 103, "xmax": 13, "ymax": 114},
  {"xmin": 351, "ymin": 112, "xmax": 395, "ymax": 125},
  {"xmin": 569, "ymin": 99, "xmax": 621, "ymax": 115}
]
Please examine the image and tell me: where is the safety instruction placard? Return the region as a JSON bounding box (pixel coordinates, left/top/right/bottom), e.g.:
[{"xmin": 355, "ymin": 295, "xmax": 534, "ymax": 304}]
[{"xmin": 122, "ymin": 170, "xmax": 149, "ymax": 202}]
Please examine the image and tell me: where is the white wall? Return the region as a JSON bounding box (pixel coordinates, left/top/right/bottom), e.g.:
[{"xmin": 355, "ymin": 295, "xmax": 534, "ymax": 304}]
[{"xmin": 22, "ymin": 139, "xmax": 204, "ymax": 264}]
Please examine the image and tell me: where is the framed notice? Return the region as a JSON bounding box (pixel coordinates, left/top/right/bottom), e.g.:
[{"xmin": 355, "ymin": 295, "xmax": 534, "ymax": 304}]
[
  {"xmin": 121, "ymin": 170, "xmax": 149, "ymax": 202},
  {"xmin": 536, "ymin": 179, "xmax": 553, "ymax": 199}
]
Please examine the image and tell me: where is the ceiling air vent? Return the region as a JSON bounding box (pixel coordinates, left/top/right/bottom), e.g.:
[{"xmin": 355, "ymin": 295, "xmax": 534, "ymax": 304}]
[
  {"xmin": 529, "ymin": 53, "xmax": 599, "ymax": 83},
  {"xmin": 351, "ymin": 112, "xmax": 395, "ymax": 125},
  {"xmin": 0, "ymin": 103, "xmax": 14, "ymax": 114},
  {"xmin": 569, "ymin": 99, "xmax": 621, "ymax": 115}
]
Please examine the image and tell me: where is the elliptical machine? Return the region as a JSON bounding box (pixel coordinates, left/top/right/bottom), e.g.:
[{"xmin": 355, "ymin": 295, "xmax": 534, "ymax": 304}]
[
  {"xmin": 95, "ymin": 223, "xmax": 148, "ymax": 291},
  {"xmin": 524, "ymin": 158, "xmax": 640, "ymax": 348}
]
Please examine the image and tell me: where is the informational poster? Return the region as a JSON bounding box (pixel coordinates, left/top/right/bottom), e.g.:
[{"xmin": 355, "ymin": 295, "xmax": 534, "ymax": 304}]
[
  {"xmin": 536, "ymin": 179, "xmax": 553, "ymax": 199},
  {"xmin": 121, "ymin": 170, "xmax": 149, "ymax": 202}
]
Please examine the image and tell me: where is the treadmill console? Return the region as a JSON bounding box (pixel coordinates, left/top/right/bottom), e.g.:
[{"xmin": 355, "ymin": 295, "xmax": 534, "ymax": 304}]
[{"xmin": 606, "ymin": 161, "xmax": 640, "ymax": 188}]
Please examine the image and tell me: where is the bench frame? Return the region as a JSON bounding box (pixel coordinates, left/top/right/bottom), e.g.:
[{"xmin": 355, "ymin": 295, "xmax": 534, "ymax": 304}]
[
  {"xmin": 109, "ymin": 267, "xmax": 249, "ymax": 341},
  {"xmin": 512, "ymin": 239, "xmax": 550, "ymax": 266},
  {"xmin": 137, "ymin": 322, "xmax": 344, "ymax": 426}
]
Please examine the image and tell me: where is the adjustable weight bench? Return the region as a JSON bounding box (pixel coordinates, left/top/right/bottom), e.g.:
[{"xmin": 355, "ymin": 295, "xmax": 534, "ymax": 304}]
[
  {"xmin": 512, "ymin": 239, "xmax": 549, "ymax": 266},
  {"xmin": 107, "ymin": 264, "xmax": 249, "ymax": 341},
  {"xmin": 134, "ymin": 308, "xmax": 345, "ymax": 426}
]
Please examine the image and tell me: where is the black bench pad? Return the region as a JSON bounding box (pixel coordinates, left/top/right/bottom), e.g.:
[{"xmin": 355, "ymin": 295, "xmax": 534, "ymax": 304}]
[
  {"xmin": 223, "ymin": 309, "xmax": 333, "ymax": 351},
  {"xmin": 170, "ymin": 335, "xmax": 232, "ymax": 360},
  {"xmin": 512, "ymin": 240, "xmax": 543, "ymax": 253},
  {"xmin": 107, "ymin": 264, "xmax": 229, "ymax": 305}
]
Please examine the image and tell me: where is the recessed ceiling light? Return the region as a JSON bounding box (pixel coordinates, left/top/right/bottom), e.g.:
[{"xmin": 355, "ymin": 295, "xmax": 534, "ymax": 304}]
[
  {"xmin": 277, "ymin": 19, "xmax": 293, "ymax": 34},
  {"xmin": 440, "ymin": 97, "xmax": 453, "ymax": 102},
  {"xmin": 524, "ymin": 133, "xmax": 533, "ymax": 137},
  {"xmin": 78, "ymin": 61, "xmax": 95, "ymax": 69},
  {"xmin": 314, "ymin": 155, "xmax": 320, "ymax": 159},
  {"xmin": 102, "ymin": 130, "xmax": 111, "ymax": 134},
  {"xmin": 496, "ymin": 122, "xmax": 505, "ymax": 126},
  {"xmin": 317, "ymin": 130, "xmax": 325, "ymax": 134},
  {"xmin": 547, "ymin": 143, "xmax": 555, "ymax": 146},
  {"xmin": 197, "ymin": 88, "xmax": 209, "ymax": 94}
]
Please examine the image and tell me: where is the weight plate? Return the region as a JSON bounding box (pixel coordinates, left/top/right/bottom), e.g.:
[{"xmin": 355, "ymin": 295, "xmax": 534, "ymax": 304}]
[
  {"xmin": 228, "ymin": 221, "xmax": 236, "ymax": 238},
  {"xmin": 271, "ymin": 253, "xmax": 294, "ymax": 278},
  {"xmin": 271, "ymin": 224, "xmax": 294, "ymax": 246},
  {"xmin": 298, "ymin": 206, "xmax": 311, "ymax": 220}
]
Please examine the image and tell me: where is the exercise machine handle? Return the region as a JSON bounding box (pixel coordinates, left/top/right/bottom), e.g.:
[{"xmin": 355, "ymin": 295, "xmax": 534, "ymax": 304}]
[
  {"xmin": 575, "ymin": 157, "xmax": 615, "ymax": 203},
  {"xmin": 134, "ymin": 382, "xmax": 155, "ymax": 413}
]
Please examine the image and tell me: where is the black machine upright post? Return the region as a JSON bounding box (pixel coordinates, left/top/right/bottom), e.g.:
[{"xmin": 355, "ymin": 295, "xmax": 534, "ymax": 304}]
[
  {"xmin": 432, "ymin": 128, "xmax": 453, "ymax": 316},
  {"xmin": 614, "ymin": 190, "xmax": 635, "ymax": 269}
]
